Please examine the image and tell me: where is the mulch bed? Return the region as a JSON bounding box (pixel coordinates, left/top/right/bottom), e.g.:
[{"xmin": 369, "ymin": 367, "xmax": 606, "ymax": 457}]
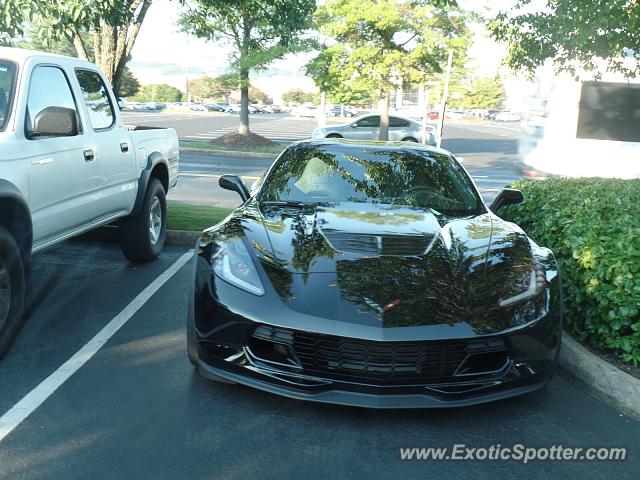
[{"xmin": 209, "ymin": 132, "xmax": 277, "ymax": 148}]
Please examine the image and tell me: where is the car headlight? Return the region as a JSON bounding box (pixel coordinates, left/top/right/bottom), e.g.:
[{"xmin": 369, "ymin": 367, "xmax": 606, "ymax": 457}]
[
  {"xmin": 499, "ymin": 263, "xmax": 546, "ymax": 307},
  {"xmin": 211, "ymin": 238, "xmax": 265, "ymax": 296}
]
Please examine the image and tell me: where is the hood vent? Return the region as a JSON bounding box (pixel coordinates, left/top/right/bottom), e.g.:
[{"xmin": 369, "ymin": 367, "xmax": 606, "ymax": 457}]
[{"xmin": 322, "ymin": 230, "xmax": 434, "ymax": 256}]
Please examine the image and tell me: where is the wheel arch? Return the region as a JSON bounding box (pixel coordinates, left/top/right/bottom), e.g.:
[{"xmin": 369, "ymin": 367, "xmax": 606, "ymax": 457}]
[
  {"xmin": 0, "ymin": 180, "xmax": 32, "ymax": 265},
  {"xmin": 129, "ymin": 152, "xmax": 169, "ymax": 218}
]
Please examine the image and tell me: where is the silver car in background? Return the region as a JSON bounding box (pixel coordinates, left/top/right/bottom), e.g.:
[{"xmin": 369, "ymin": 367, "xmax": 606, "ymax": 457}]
[{"xmin": 311, "ymin": 114, "xmax": 437, "ymax": 145}]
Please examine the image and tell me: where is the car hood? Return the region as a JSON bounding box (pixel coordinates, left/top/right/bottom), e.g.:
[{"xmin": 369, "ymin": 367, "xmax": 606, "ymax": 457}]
[{"xmin": 207, "ymin": 201, "xmax": 542, "ymax": 332}]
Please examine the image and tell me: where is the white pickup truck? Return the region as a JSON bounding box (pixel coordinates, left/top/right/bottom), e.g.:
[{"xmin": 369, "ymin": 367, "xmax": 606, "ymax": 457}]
[{"xmin": 0, "ymin": 47, "xmax": 179, "ymax": 356}]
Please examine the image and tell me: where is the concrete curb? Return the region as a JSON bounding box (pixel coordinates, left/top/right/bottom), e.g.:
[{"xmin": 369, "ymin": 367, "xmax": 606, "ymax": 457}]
[
  {"xmin": 165, "ymin": 230, "xmax": 201, "ymax": 247},
  {"xmin": 560, "ymin": 332, "xmax": 640, "ymax": 420},
  {"xmin": 180, "ymin": 147, "xmax": 279, "ymax": 160}
]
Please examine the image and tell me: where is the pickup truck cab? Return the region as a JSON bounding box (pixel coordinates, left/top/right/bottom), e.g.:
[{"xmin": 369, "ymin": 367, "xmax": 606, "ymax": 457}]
[{"xmin": 0, "ymin": 47, "xmax": 179, "ymax": 356}]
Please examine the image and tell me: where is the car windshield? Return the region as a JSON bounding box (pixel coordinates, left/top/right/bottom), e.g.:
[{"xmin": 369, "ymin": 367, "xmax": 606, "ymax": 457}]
[
  {"xmin": 259, "ymin": 144, "xmax": 483, "ymax": 216},
  {"xmin": 0, "ymin": 60, "xmax": 17, "ymax": 131}
]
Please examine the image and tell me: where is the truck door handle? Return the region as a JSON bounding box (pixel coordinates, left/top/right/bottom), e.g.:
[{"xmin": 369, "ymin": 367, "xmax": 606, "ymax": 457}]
[
  {"xmin": 83, "ymin": 149, "xmax": 95, "ymax": 162},
  {"xmin": 120, "ymin": 142, "xmax": 129, "ymax": 153}
]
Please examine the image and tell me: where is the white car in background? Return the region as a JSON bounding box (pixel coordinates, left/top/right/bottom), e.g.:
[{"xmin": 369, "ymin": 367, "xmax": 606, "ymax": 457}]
[
  {"xmin": 311, "ymin": 114, "xmax": 437, "ymax": 145},
  {"xmin": 292, "ymin": 105, "xmax": 319, "ymax": 118},
  {"xmin": 494, "ymin": 111, "xmax": 521, "ymax": 122}
]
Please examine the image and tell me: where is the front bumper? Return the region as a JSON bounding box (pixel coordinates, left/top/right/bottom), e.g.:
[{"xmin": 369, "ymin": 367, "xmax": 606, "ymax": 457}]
[
  {"xmin": 196, "ymin": 355, "xmax": 555, "ymax": 409},
  {"xmin": 191, "ymin": 270, "xmax": 561, "ymax": 409}
]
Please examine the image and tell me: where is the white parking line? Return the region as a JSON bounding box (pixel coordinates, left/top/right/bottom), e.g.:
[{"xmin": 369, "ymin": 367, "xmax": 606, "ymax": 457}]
[{"xmin": 0, "ymin": 251, "xmax": 193, "ymax": 442}]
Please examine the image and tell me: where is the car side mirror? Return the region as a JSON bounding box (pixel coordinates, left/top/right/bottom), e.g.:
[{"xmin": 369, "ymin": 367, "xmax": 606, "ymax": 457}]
[
  {"xmin": 351, "ymin": 123, "xmax": 358, "ymax": 128},
  {"xmin": 219, "ymin": 174, "xmax": 249, "ymax": 202},
  {"xmin": 490, "ymin": 188, "xmax": 524, "ymax": 212},
  {"xmin": 31, "ymin": 106, "xmax": 78, "ymax": 137}
]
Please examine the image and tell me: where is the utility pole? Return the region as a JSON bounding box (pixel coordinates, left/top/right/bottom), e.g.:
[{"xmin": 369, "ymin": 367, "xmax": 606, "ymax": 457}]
[
  {"xmin": 319, "ymin": 91, "xmax": 327, "ymax": 127},
  {"xmin": 436, "ymin": 50, "xmax": 453, "ymax": 148}
]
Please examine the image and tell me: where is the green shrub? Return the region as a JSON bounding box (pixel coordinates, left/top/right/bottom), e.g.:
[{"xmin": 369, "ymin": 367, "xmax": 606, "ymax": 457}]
[{"xmin": 501, "ymin": 178, "xmax": 640, "ymax": 365}]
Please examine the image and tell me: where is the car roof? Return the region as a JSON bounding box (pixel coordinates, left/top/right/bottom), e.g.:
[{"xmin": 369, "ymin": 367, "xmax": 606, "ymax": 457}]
[
  {"xmin": 0, "ymin": 46, "xmax": 97, "ymax": 70},
  {"xmin": 293, "ymin": 138, "xmax": 452, "ymax": 157}
]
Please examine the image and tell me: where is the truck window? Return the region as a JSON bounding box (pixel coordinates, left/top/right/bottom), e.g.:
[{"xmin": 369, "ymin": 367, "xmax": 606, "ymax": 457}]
[
  {"xmin": 0, "ymin": 61, "xmax": 17, "ymax": 132},
  {"xmin": 26, "ymin": 66, "xmax": 79, "ymax": 138},
  {"xmin": 75, "ymin": 69, "xmax": 115, "ymax": 131},
  {"xmin": 577, "ymin": 81, "xmax": 640, "ymax": 143}
]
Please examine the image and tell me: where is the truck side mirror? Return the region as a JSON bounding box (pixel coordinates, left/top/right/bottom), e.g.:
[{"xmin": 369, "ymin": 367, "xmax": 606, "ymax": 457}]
[
  {"xmin": 219, "ymin": 175, "xmax": 249, "ymax": 202},
  {"xmin": 490, "ymin": 188, "xmax": 524, "ymax": 212},
  {"xmin": 30, "ymin": 106, "xmax": 79, "ymax": 138}
]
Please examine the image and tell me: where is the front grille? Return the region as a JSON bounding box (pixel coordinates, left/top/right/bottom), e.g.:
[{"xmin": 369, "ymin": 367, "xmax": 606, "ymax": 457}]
[
  {"xmin": 251, "ymin": 326, "xmax": 508, "ymax": 385},
  {"xmin": 322, "ymin": 230, "xmax": 433, "ymax": 256}
]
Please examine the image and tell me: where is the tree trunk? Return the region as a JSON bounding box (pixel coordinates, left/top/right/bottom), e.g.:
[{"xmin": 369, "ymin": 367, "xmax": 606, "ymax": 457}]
[
  {"xmin": 318, "ymin": 91, "xmax": 326, "ymax": 128},
  {"xmin": 239, "ymin": 67, "xmax": 250, "ymax": 135},
  {"xmin": 378, "ymin": 90, "xmax": 390, "ymax": 141},
  {"xmin": 238, "ymin": 17, "xmax": 251, "ymax": 136}
]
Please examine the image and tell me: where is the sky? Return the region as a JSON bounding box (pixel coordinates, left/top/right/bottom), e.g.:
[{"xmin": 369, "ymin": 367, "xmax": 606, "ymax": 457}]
[{"xmin": 129, "ymin": 0, "xmax": 517, "ymax": 100}]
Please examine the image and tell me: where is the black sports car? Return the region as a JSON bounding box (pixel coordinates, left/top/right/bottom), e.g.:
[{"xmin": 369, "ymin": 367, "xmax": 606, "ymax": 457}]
[{"xmin": 188, "ymin": 140, "xmax": 562, "ymax": 408}]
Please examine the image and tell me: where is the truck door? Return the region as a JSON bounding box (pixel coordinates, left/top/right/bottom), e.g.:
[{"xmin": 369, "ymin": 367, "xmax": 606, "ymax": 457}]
[
  {"xmin": 74, "ymin": 69, "xmax": 136, "ymax": 219},
  {"xmin": 25, "ymin": 65, "xmax": 99, "ymax": 249}
]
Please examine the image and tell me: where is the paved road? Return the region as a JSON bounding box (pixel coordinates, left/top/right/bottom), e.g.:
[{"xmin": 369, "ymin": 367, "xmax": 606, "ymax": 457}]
[
  {"xmin": 122, "ymin": 111, "xmax": 522, "ymax": 207},
  {"xmin": 0, "ymin": 240, "xmax": 638, "ymax": 479},
  {"xmin": 170, "ymin": 130, "xmax": 520, "ymax": 207}
]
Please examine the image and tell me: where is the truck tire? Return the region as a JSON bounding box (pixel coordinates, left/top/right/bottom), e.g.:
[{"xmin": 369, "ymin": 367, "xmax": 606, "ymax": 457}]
[
  {"xmin": 0, "ymin": 227, "xmax": 26, "ymax": 359},
  {"xmin": 121, "ymin": 179, "xmax": 167, "ymax": 262}
]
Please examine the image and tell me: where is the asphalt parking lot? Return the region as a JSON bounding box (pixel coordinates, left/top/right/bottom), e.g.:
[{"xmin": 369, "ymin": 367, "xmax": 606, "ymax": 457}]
[
  {"xmin": 0, "ymin": 114, "xmax": 637, "ymax": 479},
  {"xmin": 0, "ymin": 238, "xmax": 638, "ymax": 479}
]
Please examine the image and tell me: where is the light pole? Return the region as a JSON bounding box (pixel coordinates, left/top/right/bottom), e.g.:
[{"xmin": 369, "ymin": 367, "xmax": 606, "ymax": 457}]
[{"xmin": 436, "ymin": 50, "xmax": 453, "ymax": 148}]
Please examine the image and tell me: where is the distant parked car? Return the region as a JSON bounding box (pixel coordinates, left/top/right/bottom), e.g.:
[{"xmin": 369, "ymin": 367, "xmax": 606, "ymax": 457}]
[
  {"xmin": 328, "ymin": 105, "xmax": 356, "ymax": 117},
  {"xmin": 205, "ymin": 103, "xmax": 227, "ymax": 112},
  {"xmin": 311, "ymin": 114, "xmax": 437, "ymax": 145},
  {"xmin": 446, "ymin": 110, "xmax": 466, "ymax": 120},
  {"xmin": 293, "ymin": 105, "xmax": 319, "ymax": 117},
  {"xmin": 494, "ymin": 111, "xmax": 520, "ymax": 122},
  {"xmin": 190, "ymin": 103, "xmax": 207, "ymax": 112},
  {"xmin": 225, "ymin": 104, "xmax": 241, "ymax": 113}
]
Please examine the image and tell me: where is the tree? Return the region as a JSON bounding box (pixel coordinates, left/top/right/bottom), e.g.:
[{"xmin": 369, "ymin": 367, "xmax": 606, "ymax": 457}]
[
  {"xmin": 490, "ymin": 0, "xmax": 640, "ymax": 78},
  {"xmin": 282, "ymin": 89, "xmax": 315, "ymax": 105},
  {"xmin": 308, "ymin": 0, "xmax": 470, "ymax": 141},
  {"xmin": 1, "ymin": 0, "xmax": 153, "ymax": 93},
  {"xmin": 180, "ymin": 0, "xmax": 316, "ymax": 135},
  {"xmin": 118, "ymin": 69, "xmax": 141, "ymax": 98},
  {"xmin": 189, "ymin": 73, "xmax": 239, "ymax": 102},
  {"xmin": 19, "ymin": 27, "xmax": 141, "ymax": 98},
  {"xmin": 460, "ymin": 77, "xmax": 505, "ymax": 110},
  {"xmin": 249, "ymin": 86, "xmax": 269, "ymax": 104},
  {"xmin": 133, "ymin": 84, "xmax": 184, "ymax": 102}
]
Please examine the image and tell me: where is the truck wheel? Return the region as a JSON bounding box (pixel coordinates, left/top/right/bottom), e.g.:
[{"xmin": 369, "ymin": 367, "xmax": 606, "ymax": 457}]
[
  {"xmin": 0, "ymin": 227, "xmax": 26, "ymax": 359},
  {"xmin": 121, "ymin": 179, "xmax": 167, "ymax": 262}
]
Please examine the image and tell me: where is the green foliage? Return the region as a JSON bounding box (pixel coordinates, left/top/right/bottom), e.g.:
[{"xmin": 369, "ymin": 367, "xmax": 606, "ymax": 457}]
[
  {"xmin": 1, "ymin": 0, "xmax": 153, "ymax": 88},
  {"xmin": 132, "ymin": 84, "xmax": 183, "ymax": 102},
  {"xmin": 117, "ymin": 68, "xmax": 140, "ymax": 98},
  {"xmin": 189, "ymin": 73, "xmax": 239, "ymax": 102},
  {"xmin": 490, "ymin": 0, "xmax": 640, "ymax": 78},
  {"xmin": 306, "ymin": 0, "xmax": 471, "ymax": 138},
  {"xmin": 454, "ymin": 77, "xmax": 505, "ymax": 110},
  {"xmin": 282, "ymin": 89, "xmax": 315, "ymax": 104},
  {"xmin": 501, "ymin": 178, "xmax": 640, "ymax": 365},
  {"xmin": 249, "ymin": 86, "xmax": 269, "ymax": 103},
  {"xmin": 180, "ymin": 0, "xmax": 316, "ymax": 134}
]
